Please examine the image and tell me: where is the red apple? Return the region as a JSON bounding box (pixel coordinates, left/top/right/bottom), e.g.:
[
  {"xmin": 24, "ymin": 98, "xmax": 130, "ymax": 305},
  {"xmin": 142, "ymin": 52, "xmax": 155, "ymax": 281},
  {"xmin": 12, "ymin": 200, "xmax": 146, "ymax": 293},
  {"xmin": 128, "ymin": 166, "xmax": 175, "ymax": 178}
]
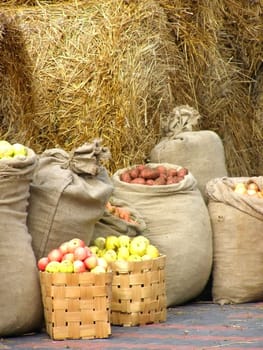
[
  {"xmin": 59, "ymin": 241, "xmax": 69, "ymax": 255},
  {"xmin": 74, "ymin": 246, "xmax": 88, "ymax": 261},
  {"xmin": 48, "ymin": 248, "xmax": 63, "ymax": 262},
  {"xmin": 84, "ymin": 254, "xmax": 98, "ymax": 270},
  {"xmin": 84, "ymin": 246, "xmax": 92, "ymax": 258},
  {"xmin": 37, "ymin": 257, "xmax": 49, "ymax": 271},
  {"xmin": 67, "ymin": 238, "xmax": 85, "ymax": 253},
  {"xmin": 73, "ymin": 260, "xmax": 86, "ymax": 273},
  {"xmin": 62, "ymin": 252, "xmax": 75, "ymax": 262}
]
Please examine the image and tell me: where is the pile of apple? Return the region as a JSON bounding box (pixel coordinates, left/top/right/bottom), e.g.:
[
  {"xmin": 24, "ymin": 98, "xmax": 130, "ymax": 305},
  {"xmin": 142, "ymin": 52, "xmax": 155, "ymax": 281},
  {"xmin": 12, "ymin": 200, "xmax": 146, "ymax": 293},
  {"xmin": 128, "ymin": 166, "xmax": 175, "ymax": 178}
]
[
  {"xmin": 0, "ymin": 140, "xmax": 27, "ymax": 159},
  {"xmin": 37, "ymin": 238, "xmax": 108, "ymax": 274},
  {"xmin": 234, "ymin": 181, "xmax": 263, "ymax": 198},
  {"xmin": 90, "ymin": 234, "xmax": 160, "ymax": 262}
]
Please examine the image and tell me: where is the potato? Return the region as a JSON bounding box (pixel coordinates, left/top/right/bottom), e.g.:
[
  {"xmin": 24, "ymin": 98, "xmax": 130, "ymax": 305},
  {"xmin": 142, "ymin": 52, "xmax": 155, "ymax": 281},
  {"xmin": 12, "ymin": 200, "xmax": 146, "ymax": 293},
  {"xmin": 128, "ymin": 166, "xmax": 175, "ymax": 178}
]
[
  {"xmin": 177, "ymin": 167, "xmax": 188, "ymax": 177},
  {"xmin": 154, "ymin": 176, "xmax": 166, "ymax": 185},
  {"xmin": 167, "ymin": 168, "xmax": 177, "ymax": 177},
  {"xmin": 129, "ymin": 168, "xmax": 140, "ymax": 179},
  {"xmin": 146, "ymin": 179, "xmax": 155, "ymax": 186},
  {"xmin": 120, "ymin": 171, "xmax": 132, "ymax": 183},
  {"xmin": 130, "ymin": 178, "xmax": 146, "ymax": 185},
  {"xmin": 140, "ymin": 167, "xmax": 159, "ymax": 180}
]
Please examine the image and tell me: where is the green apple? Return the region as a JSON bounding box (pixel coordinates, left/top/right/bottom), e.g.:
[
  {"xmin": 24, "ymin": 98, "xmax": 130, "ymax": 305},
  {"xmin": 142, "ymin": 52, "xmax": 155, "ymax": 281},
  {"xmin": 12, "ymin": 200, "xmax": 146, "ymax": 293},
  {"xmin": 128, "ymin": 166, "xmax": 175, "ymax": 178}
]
[
  {"xmin": 12, "ymin": 143, "xmax": 27, "ymax": 157},
  {"xmin": 59, "ymin": 259, "xmax": 74, "ymax": 273},
  {"xmin": 93, "ymin": 237, "xmax": 106, "ymax": 250},
  {"xmin": 146, "ymin": 244, "xmax": 159, "ymax": 259},
  {"xmin": 127, "ymin": 254, "xmax": 142, "ymax": 262},
  {"xmin": 45, "ymin": 261, "xmax": 61, "ymax": 273},
  {"xmin": 105, "ymin": 235, "xmax": 119, "ymax": 251},
  {"xmin": 103, "ymin": 249, "xmax": 117, "ymax": 263},
  {"xmin": 129, "ymin": 236, "xmax": 148, "ymax": 257},
  {"xmin": 117, "ymin": 246, "xmax": 130, "ymax": 261},
  {"xmin": 0, "ymin": 140, "xmax": 14, "ymax": 159},
  {"xmin": 118, "ymin": 235, "xmax": 131, "ymax": 248}
]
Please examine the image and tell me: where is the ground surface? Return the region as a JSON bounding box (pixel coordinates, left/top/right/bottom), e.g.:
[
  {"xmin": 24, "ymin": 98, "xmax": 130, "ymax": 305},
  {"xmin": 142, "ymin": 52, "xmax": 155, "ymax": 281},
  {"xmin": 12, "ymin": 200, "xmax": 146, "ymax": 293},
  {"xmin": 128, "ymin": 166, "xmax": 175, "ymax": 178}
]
[{"xmin": 1, "ymin": 302, "xmax": 263, "ymax": 350}]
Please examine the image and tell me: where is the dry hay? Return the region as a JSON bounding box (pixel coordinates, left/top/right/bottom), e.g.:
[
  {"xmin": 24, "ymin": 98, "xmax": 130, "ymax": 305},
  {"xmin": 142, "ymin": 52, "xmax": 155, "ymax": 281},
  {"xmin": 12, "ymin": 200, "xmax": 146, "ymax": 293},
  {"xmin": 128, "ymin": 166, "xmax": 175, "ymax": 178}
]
[
  {"xmin": 2, "ymin": 0, "xmax": 175, "ymax": 174},
  {"xmin": 159, "ymin": 0, "xmax": 263, "ymax": 176},
  {"xmin": 0, "ymin": 13, "xmax": 38, "ymax": 144}
]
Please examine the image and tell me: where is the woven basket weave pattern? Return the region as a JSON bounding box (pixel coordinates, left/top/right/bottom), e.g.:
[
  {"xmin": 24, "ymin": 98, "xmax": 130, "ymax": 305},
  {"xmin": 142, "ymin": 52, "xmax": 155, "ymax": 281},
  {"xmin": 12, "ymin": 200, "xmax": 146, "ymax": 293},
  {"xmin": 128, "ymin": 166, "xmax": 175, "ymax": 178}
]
[
  {"xmin": 110, "ymin": 255, "xmax": 167, "ymax": 326},
  {"xmin": 40, "ymin": 271, "xmax": 112, "ymax": 340}
]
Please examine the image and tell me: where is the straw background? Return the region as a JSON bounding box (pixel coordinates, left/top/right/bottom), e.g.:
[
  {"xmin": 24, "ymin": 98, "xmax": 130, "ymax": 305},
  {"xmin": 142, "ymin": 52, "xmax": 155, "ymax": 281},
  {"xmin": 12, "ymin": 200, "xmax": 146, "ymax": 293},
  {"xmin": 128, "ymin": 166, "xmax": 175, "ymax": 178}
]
[{"xmin": 0, "ymin": 0, "xmax": 262, "ymax": 176}]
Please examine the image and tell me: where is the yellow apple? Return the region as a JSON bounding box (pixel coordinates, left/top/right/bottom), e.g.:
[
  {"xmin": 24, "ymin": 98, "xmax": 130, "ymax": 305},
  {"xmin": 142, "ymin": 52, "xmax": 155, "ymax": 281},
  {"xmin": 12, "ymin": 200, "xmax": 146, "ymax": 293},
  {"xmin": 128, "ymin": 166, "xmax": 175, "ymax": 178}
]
[
  {"xmin": 59, "ymin": 259, "xmax": 74, "ymax": 273},
  {"xmin": 90, "ymin": 265, "xmax": 106, "ymax": 273},
  {"xmin": 128, "ymin": 254, "xmax": 142, "ymax": 262},
  {"xmin": 103, "ymin": 249, "xmax": 117, "ymax": 263},
  {"xmin": 45, "ymin": 261, "xmax": 61, "ymax": 273},
  {"xmin": 146, "ymin": 244, "xmax": 159, "ymax": 259},
  {"xmin": 118, "ymin": 235, "xmax": 131, "ymax": 248},
  {"xmin": 0, "ymin": 140, "xmax": 14, "ymax": 159},
  {"xmin": 105, "ymin": 235, "xmax": 119, "ymax": 251},
  {"xmin": 12, "ymin": 143, "xmax": 27, "ymax": 157},
  {"xmin": 129, "ymin": 236, "xmax": 148, "ymax": 257},
  {"xmin": 234, "ymin": 183, "xmax": 247, "ymax": 195},
  {"xmin": 117, "ymin": 246, "xmax": 130, "ymax": 261}
]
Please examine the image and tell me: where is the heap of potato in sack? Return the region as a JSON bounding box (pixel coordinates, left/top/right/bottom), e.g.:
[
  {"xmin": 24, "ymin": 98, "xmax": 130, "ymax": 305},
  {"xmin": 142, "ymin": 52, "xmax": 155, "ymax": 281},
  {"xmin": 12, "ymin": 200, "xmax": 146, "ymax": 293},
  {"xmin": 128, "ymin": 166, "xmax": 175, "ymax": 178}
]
[{"xmin": 120, "ymin": 164, "xmax": 188, "ymax": 185}]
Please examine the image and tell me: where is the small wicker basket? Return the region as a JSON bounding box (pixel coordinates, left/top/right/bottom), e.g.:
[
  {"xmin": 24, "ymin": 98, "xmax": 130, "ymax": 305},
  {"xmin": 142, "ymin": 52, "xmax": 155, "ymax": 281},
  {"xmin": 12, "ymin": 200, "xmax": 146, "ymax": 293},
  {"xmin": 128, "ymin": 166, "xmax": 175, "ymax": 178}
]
[
  {"xmin": 39, "ymin": 271, "xmax": 112, "ymax": 340},
  {"xmin": 110, "ymin": 255, "xmax": 167, "ymax": 326}
]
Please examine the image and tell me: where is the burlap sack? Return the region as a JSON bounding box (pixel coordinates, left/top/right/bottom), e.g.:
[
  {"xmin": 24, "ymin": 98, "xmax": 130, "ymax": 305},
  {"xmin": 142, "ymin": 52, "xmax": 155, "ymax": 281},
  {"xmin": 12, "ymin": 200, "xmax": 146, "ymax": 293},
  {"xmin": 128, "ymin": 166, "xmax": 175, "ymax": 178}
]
[
  {"xmin": 206, "ymin": 176, "xmax": 263, "ymax": 305},
  {"xmin": 0, "ymin": 148, "xmax": 43, "ymax": 337},
  {"xmin": 27, "ymin": 140, "xmax": 113, "ymax": 260},
  {"xmin": 150, "ymin": 130, "xmax": 228, "ymax": 201},
  {"xmin": 93, "ymin": 197, "xmax": 147, "ymax": 240},
  {"xmin": 112, "ymin": 163, "xmax": 213, "ymax": 306}
]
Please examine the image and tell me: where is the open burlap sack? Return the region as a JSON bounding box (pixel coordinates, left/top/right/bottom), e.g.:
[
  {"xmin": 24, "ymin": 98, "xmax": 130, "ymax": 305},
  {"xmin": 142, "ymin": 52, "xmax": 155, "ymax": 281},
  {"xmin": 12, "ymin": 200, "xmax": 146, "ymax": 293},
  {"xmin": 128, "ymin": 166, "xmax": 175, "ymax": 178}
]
[
  {"xmin": 112, "ymin": 163, "xmax": 213, "ymax": 306},
  {"xmin": 150, "ymin": 129, "xmax": 228, "ymax": 202},
  {"xmin": 0, "ymin": 148, "xmax": 43, "ymax": 337},
  {"xmin": 93, "ymin": 197, "xmax": 147, "ymax": 240},
  {"xmin": 27, "ymin": 140, "xmax": 113, "ymax": 260},
  {"xmin": 206, "ymin": 176, "xmax": 263, "ymax": 305}
]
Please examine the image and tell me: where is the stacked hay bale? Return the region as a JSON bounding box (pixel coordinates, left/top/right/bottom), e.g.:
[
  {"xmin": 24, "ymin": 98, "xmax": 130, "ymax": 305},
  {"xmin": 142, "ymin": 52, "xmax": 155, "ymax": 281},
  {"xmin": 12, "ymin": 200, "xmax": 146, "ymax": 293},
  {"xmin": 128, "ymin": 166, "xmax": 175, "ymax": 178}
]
[
  {"xmin": 159, "ymin": 0, "xmax": 263, "ymax": 177},
  {"xmin": 0, "ymin": 0, "xmax": 262, "ymax": 176},
  {"xmin": 0, "ymin": 13, "xmax": 39, "ymax": 145},
  {"xmin": 1, "ymin": 0, "xmax": 175, "ymax": 174}
]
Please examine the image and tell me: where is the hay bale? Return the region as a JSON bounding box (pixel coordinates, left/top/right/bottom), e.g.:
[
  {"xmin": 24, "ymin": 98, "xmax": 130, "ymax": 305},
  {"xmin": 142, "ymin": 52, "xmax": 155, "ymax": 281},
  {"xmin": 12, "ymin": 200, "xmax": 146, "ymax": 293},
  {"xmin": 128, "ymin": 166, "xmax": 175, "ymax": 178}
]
[
  {"xmin": 2, "ymin": 0, "xmax": 175, "ymax": 174},
  {"xmin": 159, "ymin": 0, "xmax": 263, "ymax": 176},
  {"xmin": 0, "ymin": 13, "xmax": 39, "ymax": 145}
]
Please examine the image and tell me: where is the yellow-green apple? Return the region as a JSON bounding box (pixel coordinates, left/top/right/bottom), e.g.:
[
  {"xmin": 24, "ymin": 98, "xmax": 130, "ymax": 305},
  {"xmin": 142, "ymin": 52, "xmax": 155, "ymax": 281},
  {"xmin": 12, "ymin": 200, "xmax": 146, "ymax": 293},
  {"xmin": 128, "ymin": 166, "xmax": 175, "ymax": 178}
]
[
  {"xmin": 84, "ymin": 254, "xmax": 98, "ymax": 270},
  {"xmin": 105, "ymin": 235, "xmax": 119, "ymax": 251},
  {"xmin": 46, "ymin": 261, "xmax": 61, "ymax": 273},
  {"xmin": 90, "ymin": 265, "xmax": 106, "ymax": 273},
  {"xmin": 62, "ymin": 252, "xmax": 74, "ymax": 262},
  {"xmin": 103, "ymin": 249, "xmax": 117, "ymax": 263},
  {"xmin": 117, "ymin": 246, "xmax": 130, "ymax": 261},
  {"xmin": 0, "ymin": 140, "xmax": 14, "ymax": 158},
  {"xmin": 48, "ymin": 248, "xmax": 63, "ymax": 262},
  {"xmin": 141, "ymin": 254, "xmax": 151, "ymax": 261},
  {"xmin": 93, "ymin": 237, "xmax": 106, "ymax": 250},
  {"xmin": 73, "ymin": 260, "xmax": 86, "ymax": 272},
  {"xmin": 118, "ymin": 235, "xmax": 131, "ymax": 248},
  {"xmin": 89, "ymin": 245, "xmax": 99, "ymax": 255},
  {"xmin": 129, "ymin": 236, "xmax": 148, "ymax": 257},
  {"xmin": 127, "ymin": 254, "xmax": 142, "ymax": 262},
  {"xmin": 67, "ymin": 238, "xmax": 85, "ymax": 253},
  {"xmin": 59, "ymin": 259, "xmax": 74, "ymax": 273},
  {"xmin": 12, "ymin": 143, "xmax": 27, "ymax": 157},
  {"xmin": 37, "ymin": 257, "xmax": 49, "ymax": 271},
  {"xmin": 146, "ymin": 244, "xmax": 159, "ymax": 259}
]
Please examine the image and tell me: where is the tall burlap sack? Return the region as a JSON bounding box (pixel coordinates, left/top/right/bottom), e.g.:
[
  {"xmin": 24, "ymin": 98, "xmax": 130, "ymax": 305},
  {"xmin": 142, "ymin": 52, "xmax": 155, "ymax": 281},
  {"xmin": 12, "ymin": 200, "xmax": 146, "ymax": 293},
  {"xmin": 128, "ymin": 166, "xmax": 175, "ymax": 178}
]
[
  {"xmin": 93, "ymin": 197, "xmax": 147, "ymax": 240},
  {"xmin": 150, "ymin": 130, "xmax": 228, "ymax": 201},
  {"xmin": 27, "ymin": 140, "xmax": 113, "ymax": 261},
  {"xmin": 206, "ymin": 176, "xmax": 263, "ymax": 305},
  {"xmin": 112, "ymin": 163, "xmax": 213, "ymax": 306},
  {"xmin": 0, "ymin": 148, "xmax": 43, "ymax": 337}
]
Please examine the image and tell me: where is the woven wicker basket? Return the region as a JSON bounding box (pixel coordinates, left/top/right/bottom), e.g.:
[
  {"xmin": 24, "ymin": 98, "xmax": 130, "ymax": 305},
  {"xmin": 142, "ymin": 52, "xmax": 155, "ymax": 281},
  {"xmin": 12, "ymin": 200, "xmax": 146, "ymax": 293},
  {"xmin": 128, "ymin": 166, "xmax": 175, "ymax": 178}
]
[
  {"xmin": 110, "ymin": 255, "xmax": 167, "ymax": 326},
  {"xmin": 39, "ymin": 271, "xmax": 112, "ymax": 340}
]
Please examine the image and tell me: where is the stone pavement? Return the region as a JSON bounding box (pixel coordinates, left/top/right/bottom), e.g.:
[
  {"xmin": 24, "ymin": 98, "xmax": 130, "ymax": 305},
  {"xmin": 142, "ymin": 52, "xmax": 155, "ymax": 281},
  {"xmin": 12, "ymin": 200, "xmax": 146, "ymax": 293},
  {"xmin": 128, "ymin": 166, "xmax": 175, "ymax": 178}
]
[{"xmin": 1, "ymin": 301, "xmax": 263, "ymax": 350}]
